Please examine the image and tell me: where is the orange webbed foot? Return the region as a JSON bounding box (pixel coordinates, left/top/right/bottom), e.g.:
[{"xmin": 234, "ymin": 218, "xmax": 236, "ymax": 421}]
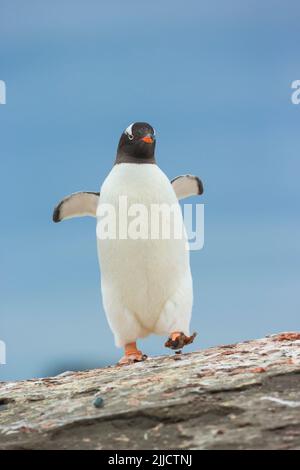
[
  {"xmin": 118, "ymin": 342, "xmax": 147, "ymax": 366},
  {"xmin": 165, "ymin": 331, "xmax": 197, "ymax": 350}
]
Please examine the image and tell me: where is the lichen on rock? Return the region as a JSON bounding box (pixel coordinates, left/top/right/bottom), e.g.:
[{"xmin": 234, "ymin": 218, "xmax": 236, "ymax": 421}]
[{"xmin": 0, "ymin": 332, "xmax": 300, "ymax": 450}]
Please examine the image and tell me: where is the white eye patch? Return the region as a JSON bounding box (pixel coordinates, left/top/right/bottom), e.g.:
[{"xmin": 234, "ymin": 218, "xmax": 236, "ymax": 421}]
[{"xmin": 125, "ymin": 123, "xmax": 134, "ymax": 139}]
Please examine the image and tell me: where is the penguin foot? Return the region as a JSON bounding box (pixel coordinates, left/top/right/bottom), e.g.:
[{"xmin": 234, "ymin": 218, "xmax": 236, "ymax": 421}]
[
  {"xmin": 165, "ymin": 331, "xmax": 197, "ymax": 350},
  {"xmin": 118, "ymin": 342, "xmax": 147, "ymax": 366},
  {"xmin": 118, "ymin": 351, "xmax": 147, "ymax": 366}
]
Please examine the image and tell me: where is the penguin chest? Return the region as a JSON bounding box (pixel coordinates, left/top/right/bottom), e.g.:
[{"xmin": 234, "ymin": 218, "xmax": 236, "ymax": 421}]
[{"xmin": 96, "ymin": 164, "xmax": 190, "ymax": 320}]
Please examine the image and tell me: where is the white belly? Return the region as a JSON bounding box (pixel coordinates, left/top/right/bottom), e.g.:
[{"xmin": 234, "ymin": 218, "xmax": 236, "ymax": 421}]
[{"xmin": 96, "ymin": 164, "xmax": 193, "ymax": 346}]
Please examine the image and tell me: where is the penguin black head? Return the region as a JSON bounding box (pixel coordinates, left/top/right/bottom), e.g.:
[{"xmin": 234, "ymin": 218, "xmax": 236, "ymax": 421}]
[{"xmin": 115, "ymin": 122, "xmax": 156, "ymax": 164}]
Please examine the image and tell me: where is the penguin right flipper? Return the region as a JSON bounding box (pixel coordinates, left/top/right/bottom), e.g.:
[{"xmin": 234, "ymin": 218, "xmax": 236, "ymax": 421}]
[
  {"xmin": 171, "ymin": 175, "xmax": 203, "ymax": 200},
  {"xmin": 53, "ymin": 191, "xmax": 100, "ymax": 223}
]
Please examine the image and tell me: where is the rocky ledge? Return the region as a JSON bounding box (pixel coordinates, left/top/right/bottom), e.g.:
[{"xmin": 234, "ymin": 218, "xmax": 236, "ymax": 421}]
[{"xmin": 1, "ymin": 332, "xmax": 300, "ymax": 450}]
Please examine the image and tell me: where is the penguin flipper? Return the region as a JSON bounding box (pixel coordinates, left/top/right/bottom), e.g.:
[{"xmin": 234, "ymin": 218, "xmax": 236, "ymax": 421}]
[
  {"xmin": 171, "ymin": 175, "xmax": 203, "ymax": 200},
  {"xmin": 53, "ymin": 191, "xmax": 100, "ymax": 223}
]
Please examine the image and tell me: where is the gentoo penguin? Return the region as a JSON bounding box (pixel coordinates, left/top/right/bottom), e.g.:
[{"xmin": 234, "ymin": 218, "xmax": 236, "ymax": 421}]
[{"xmin": 53, "ymin": 122, "xmax": 203, "ymax": 365}]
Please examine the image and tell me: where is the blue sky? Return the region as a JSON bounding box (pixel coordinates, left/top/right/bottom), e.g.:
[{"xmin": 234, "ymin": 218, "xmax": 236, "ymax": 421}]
[{"xmin": 1, "ymin": 0, "xmax": 299, "ymax": 380}]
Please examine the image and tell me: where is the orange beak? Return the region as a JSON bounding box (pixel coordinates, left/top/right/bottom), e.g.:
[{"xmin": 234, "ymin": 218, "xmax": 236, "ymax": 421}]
[{"xmin": 141, "ymin": 136, "xmax": 154, "ymax": 144}]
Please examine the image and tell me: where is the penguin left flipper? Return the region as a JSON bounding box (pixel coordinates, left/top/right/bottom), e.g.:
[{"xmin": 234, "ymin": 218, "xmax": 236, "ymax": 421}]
[
  {"xmin": 171, "ymin": 175, "xmax": 203, "ymax": 200},
  {"xmin": 53, "ymin": 191, "xmax": 100, "ymax": 223}
]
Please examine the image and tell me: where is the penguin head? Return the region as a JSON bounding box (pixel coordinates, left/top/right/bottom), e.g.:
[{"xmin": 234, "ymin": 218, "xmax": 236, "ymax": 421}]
[{"xmin": 115, "ymin": 122, "xmax": 156, "ymax": 164}]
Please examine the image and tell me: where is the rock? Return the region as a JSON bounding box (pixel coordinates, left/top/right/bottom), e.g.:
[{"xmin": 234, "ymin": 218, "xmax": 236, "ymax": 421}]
[
  {"xmin": 93, "ymin": 396, "xmax": 104, "ymax": 409},
  {"xmin": 0, "ymin": 332, "xmax": 300, "ymax": 450}
]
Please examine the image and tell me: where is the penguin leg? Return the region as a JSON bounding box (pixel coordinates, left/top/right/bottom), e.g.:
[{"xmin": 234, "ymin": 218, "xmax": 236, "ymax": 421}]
[
  {"xmin": 153, "ymin": 274, "xmax": 195, "ymax": 350},
  {"xmin": 118, "ymin": 342, "xmax": 147, "ymax": 366},
  {"xmin": 165, "ymin": 331, "xmax": 197, "ymax": 350}
]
